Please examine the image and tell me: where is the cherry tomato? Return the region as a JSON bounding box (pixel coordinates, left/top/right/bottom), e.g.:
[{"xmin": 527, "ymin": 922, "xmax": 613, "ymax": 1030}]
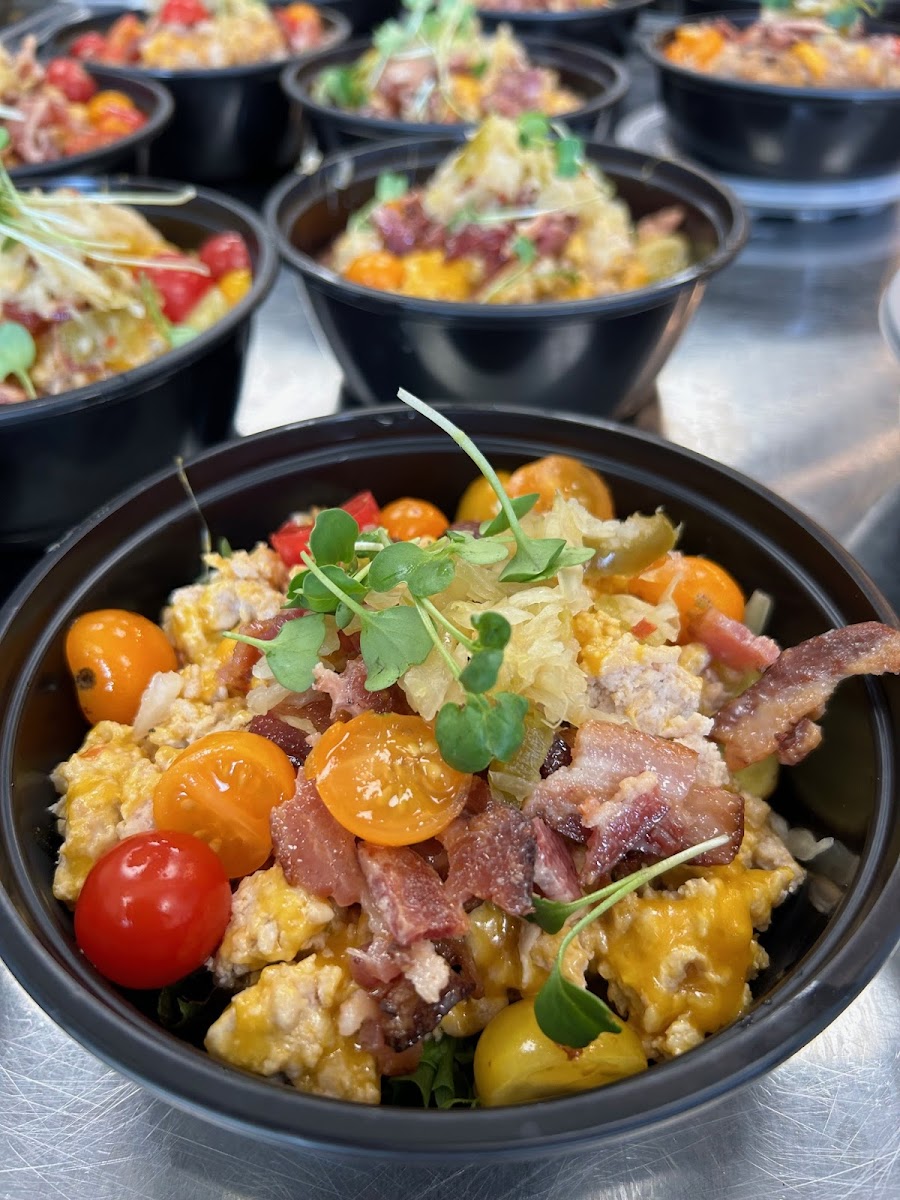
[
  {"xmin": 305, "ymin": 711, "xmax": 472, "ymax": 845},
  {"xmin": 199, "ymin": 232, "xmax": 251, "ymax": 280},
  {"xmin": 160, "ymin": 0, "xmax": 211, "ymax": 25},
  {"xmin": 70, "ymin": 32, "xmax": 109, "ymax": 60},
  {"xmin": 61, "ymin": 129, "xmax": 108, "ymax": 156},
  {"xmin": 626, "ymin": 552, "xmax": 746, "ymax": 625},
  {"xmin": 65, "ymin": 608, "xmax": 179, "ymax": 725},
  {"xmin": 87, "ymin": 92, "xmax": 145, "ymax": 137},
  {"xmin": 344, "ymin": 251, "xmax": 404, "ymax": 293},
  {"xmin": 45, "ymin": 57, "xmax": 97, "ymax": 103},
  {"xmin": 102, "ymin": 14, "xmax": 145, "ymax": 63},
  {"xmin": 454, "ymin": 471, "xmax": 511, "ymax": 524},
  {"xmin": 219, "ymin": 268, "xmax": 252, "ymax": 305},
  {"xmin": 141, "ymin": 253, "xmax": 213, "ymax": 323},
  {"xmin": 75, "ymin": 831, "xmax": 231, "ymax": 990},
  {"xmin": 381, "ymin": 497, "xmax": 449, "ymax": 542},
  {"xmin": 507, "ymin": 455, "xmax": 614, "ymax": 520},
  {"xmin": 270, "ymin": 490, "xmax": 381, "ymax": 567},
  {"xmin": 153, "ymin": 730, "xmax": 297, "ymax": 878},
  {"xmin": 275, "ymin": 2, "xmax": 321, "ymax": 45}
]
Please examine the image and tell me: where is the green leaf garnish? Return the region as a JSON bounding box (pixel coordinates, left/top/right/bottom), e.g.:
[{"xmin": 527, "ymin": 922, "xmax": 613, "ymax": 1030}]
[
  {"xmin": 458, "ymin": 648, "xmax": 502, "ymax": 693},
  {"xmin": 360, "ymin": 605, "xmax": 433, "ymax": 690},
  {"xmin": 406, "ymin": 554, "xmax": 456, "ymax": 598},
  {"xmin": 517, "ymin": 111, "xmax": 550, "ymax": 148},
  {"xmin": 435, "ymin": 690, "xmax": 527, "ymax": 772},
  {"xmin": 309, "ymin": 507, "xmax": 360, "ymax": 566},
  {"xmin": 299, "ymin": 565, "xmax": 369, "ymax": 613},
  {"xmin": 348, "ymin": 172, "xmax": 410, "ymax": 232},
  {"xmin": 512, "ymin": 234, "xmax": 537, "ymax": 266},
  {"xmin": 368, "ymin": 540, "xmax": 427, "ymax": 592},
  {"xmin": 317, "ymin": 64, "xmax": 366, "ymax": 108},
  {"xmin": 224, "ymin": 613, "xmax": 327, "ymax": 693},
  {"xmin": 479, "ymin": 493, "xmax": 539, "ymax": 537},
  {"xmin": 444, "ymin": 531, "xmax": 508, "ymax": 565},
  {"xmin": 470, "ymin": 610, "xmax": 511, "ymax": 650},
  {"xmin": 555, "ymin": 136, "xmax": 584, "ymax": 179},
  {"xmin": 384, "ymin": 1035, "xmax": 477, "ymax": 1108},
  {"xmin": 0, "ymin": 320, "xmax": 36, "ymax": 398}
]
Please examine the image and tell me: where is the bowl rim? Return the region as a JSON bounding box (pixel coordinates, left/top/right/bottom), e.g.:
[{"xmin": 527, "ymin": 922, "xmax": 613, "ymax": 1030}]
[
  {"xmin": 641, "ymin": 11, "xmax": 900, "ymax": 103},
  {"xmin": 47, "ymin": 5, "xmax": 352, "ymax": 82},
  {"xmin": 475, "ymin": 0, "xmax": 654, "ymax": 23},
  {"xmin": 0, "ymin": 403, "xmax": 898, "ymax": 1157},
  {"xmin": 279, "ymin": 34, "xmax": 630, "ymax": 135},
  {"xmin": 264, "ymin": 135, "xmax": 749, "ymax": 320},
  {"xmin": 8, "ymin": 67, "xmax": 175, "ymax": 185},
  {"xmin": 0, "ymin": 174, "xmax": 279, "ymax": 429}
]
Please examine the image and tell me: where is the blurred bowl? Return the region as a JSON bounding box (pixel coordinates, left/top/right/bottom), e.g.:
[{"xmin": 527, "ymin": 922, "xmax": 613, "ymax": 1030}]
[
  {"xmin": 0, "ymin": 405, "xmax": 898, "ymax": 1154},
  {"xmin": 476, "ymin": 0, "xmax": 655, "ymax": 57},
  {"xmin": 642, "ymin": 13, "xmax": 900, "ymax": 182},
  {"xmin": 9, "ymin": 65, "xmax": 174, "ymax": 185},
  {"xmin": 44, "ymin": 5, "xmax": 351, "ymax": 185},
  {"xmin": 682, "ymin": 0, "xmax": 900, "ymax": 16},
  {"xmin": 264, "ymin": 135, "xmax": 747, "ymax": 414},
  {"xmin": 281, "ymin": 36, "xmax": 629, "ymax": 153},
  {"xmin": 322, "ymin": 0, "xmax": 400, "ymax": 34},
  {"xmin": 0, "ymin": 175, "xmax": 278, "ymax": 550}
]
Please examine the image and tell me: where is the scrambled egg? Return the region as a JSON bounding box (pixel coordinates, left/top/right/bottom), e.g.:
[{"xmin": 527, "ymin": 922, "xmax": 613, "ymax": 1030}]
[{"xmin": 205, "ymin": 957, "xmax": 380, "ymax": 1105}]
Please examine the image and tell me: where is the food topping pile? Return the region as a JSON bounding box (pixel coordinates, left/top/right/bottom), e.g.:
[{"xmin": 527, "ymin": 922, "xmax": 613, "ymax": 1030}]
[
  {"xmin": 314, "ymin": 0, "xmax": 581, "ymax": 125},
  {"xmin": 0, "ymin": 161, "xmax": 252, "ymax": 403},
  {"xmin": 665, "ymin": 15, "xmax": 900, "ymax": 89},
  {"xmin": 70, "ymin": 0, "xmax": 327, "ymax": 71},
  {"xmin": 328, "ymin": 115, "xmax": 691, "ymax": 303},
  {"xmin": 0, "ymin": 38, "xmax": 148, "ymax": 167},
  {"xmin": 52, "ymin": 396, "xmax": 900, "ymax": 1108},
  {"xmin": 480, "ymin": 0, "xmax": 611, "ymax": 12}
]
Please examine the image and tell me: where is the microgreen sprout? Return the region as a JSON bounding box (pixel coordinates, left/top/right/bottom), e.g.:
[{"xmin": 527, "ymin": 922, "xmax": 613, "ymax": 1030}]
[
  {"xmin": 348, "ymin": 171, "xmax": 409, "ymax": 232},
  {"xmin": 0, "ymin": 320, "xmax": 36, "ymax": 398}
]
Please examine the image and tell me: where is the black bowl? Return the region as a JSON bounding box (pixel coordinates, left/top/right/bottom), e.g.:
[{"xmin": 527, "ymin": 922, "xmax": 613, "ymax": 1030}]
[
  {"xmin": 476, "ymin": 0, "xmax": 655, "ymax": 57},
  {"xmin": 264, "ymin": 136, "xmax": 747, "ymax": 414},
  {"xmin": 8, "ymin": 66, "xmax": 174, "ymax": 185},
  {"xmin": 281, "ymin": 36, "xmax": 629, "ymax": 153},
  {"xmin": 683, "ymin": 0, "xmax": 900, "ymax": 16},
  {"xmin": 642, "ymin": 13, "xmax": 900, "ymax": 182},
  {"xmin": 44, "ymin": 5, "xmax": 351, "ymax": 185},
  {"xmin": 0, "ymin": 406, "xmax": 898, "ymax": 1156},
  {"xmin": 323, "ymin": 0, "xmax": 402, "ymax": 34},
  {"xmin": 0, "ymin": 175, "xmax": 278, "ymax": 551}
]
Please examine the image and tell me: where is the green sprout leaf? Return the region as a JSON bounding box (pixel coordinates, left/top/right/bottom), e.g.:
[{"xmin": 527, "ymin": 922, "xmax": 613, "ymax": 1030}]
[
  {"xmin": 471, "ymin": 610, "xmax": 511, "ymax": 650},
  {"xmin": 368, "ymin": 541, "xmax": 428, "ymax": 592},
  {"xmin": 317, "ymin": 64, "xmax": 365, "ymax": 108},
  {"xmin": 302, "ymin": 565, "xmax": 368, "ymax": 613},
  {"xmin": 348, "ymin": 172, "xmax": 409, "ymax": 232},
  {"xmin": 0, "ymin": 320, "xmax": 36, "ymax": 398},
  {"xmin": 309, "ymin": 507, "xmax": 360, "ymax": 566},
  {"xmin": 406, "ymin": 554, "xmax": 456, "ymax": 598},
  {"xmin": 555, "ymin": 136, "xmax": 584, "ymax": 180},
  {"xmin": 224, "ymin": 613, "xmax": 327, "ymax": 693},
  {"xmin": 479, "ymin": 493, "xmax": 539, "ymax": 537},
  {"xmin": 517, "ymin": 111, "xmax": 550, "ymax": 148},
  {"xmin": 435, "ymin": 690, "xmax": 527, "ymax": 772},
  {"xmin": 360, "ymin": 605, "xmax": 433, "ymax": 690},
  {"xmin": 444, "ymin": 531, "xmax": 508, "ymax": 565},
  {"xmin": 512, "ymin": 234, "xmax": 537, "ymax": 266},
  {"xmin": 459, "ymin": 648, "xmax": 502, "ymax": 694}
]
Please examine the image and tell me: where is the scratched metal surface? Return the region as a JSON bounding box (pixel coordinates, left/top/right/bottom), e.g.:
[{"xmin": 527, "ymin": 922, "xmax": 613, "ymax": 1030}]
[{"xmin": 3, "ymin": 14, "xmax": 900, "ymax": 1196}]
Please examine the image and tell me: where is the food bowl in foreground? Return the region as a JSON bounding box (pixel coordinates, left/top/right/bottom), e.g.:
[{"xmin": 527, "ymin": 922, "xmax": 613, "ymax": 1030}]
[
  {"xmin": 0, "ymin": 405, "xmax": 898, "ymax": 1155},
  {"xmin": 264, "ymin": 131, "xmax": 747, "ymax": 413},
  {"xmin": 0, "ymin": 175, "xmax": 278, "ymax": 550}
]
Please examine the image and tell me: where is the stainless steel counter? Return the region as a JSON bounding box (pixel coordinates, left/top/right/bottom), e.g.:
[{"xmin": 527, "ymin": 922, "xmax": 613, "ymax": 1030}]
[{"xmin": 2, "ymin": 34, "xmax": 900, "ymax": 1199}]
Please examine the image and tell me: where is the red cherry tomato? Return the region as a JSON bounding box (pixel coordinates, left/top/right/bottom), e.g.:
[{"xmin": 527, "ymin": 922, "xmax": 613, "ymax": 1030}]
[
  {"xmin": 141, "ymin": 253, "xmax": 213, "ymax": 323},
  {"xmin": 70, "ymin": 31, "xmax": 108, "ymax": 60},
  {"xmin": 199, "ymin": 232, "xmax": 251, "ymax": 281},
  {"xmin": 45, "ymin": 57, "xmax": 98, "ymax": 103},
  {"xmin": 74, "ymin": 831, "xmax": 232, "ymax": 990},
  {"xmin": 102, "ymin": 13, "xmax": 145, "ymax": 63},
  {"xmin": 159, "ymin": 0, "xmax": 210, "ymax": 25},
  {"xmin": 270, "ymin": 491, "xmax": 382, "ymax": 567}
]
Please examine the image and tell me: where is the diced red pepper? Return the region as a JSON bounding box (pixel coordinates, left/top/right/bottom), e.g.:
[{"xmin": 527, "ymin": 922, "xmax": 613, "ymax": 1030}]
[
  {"xmin": 270, "ymin": 491, "xmax": 382, "ymax": 567},
  {"xmin": 631, "ymin": 618, "xmax": 657, "ymax": 640}
]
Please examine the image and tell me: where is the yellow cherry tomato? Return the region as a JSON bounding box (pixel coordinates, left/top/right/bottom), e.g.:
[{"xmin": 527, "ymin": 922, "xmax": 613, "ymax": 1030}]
[
  {"xmin": 506, "ymin": 455, "xmax": 614, "ymax": 520},
  {"xmin": 381, "ymin": 497, "xmax": 449, "ymax": 542},
  {"xmin": 305, "ymin": 711, "xmax": 471, "ymax": 845},
  {"xmin": 627, "ymin": 552, "xmax": 745, "ymax": 624},
  {"xmin": 153, "ymin": 730, "xmax": 297, "ymax": 879},
  {"xmin": 344, "ymin": 250, "xmax": 404, "ymax": 292},
  {"xmin": 454, "ymin": 471, "xmax": 512, "ymax": 524},
  {"xmin": 219, "ymin": 267, "xmax": 252, "ymax": 305},
  {"xmin": 474, "ymin": 998, "xmax": 647, "ymax": 1107},
  {"xmin": 65, "ymin": 608, "xmax": 178, "ymax": 725}
]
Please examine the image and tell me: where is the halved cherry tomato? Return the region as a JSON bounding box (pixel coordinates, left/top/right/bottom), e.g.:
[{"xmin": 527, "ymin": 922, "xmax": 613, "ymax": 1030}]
[
  {"xmin": 45, "ymin": 57, "xmax": 97, "ymax": 103},
  {"xmin": 507, "ymin": 455, "xmax": 614, "ymax": 520},
  {"xmin": 344, "ymin": 251, "xmax": 404, "ymax": 293},
  {"xmin": 159, "ymin": 0, "xmax": 210, "ymax": 25},
  {"xmin": 626, "ymin": 552, "xmax": 745, "ymax": 625},
  {"xmin": 199, "ymin": 232, "xmax": 251, "ymax": 280},
  {"xmin": 219, "ymin": 268, "xmax": 252, "ymax": 305},
  {"xmin": 381, "ymin": 497, "xmax": 448, "ymax": 542},
  {"xmin": 305, "ymin": 711, "xmax": 471, "ymax": 845},
  {"xmin": 270, "ymin": 490, "xmax": 381, "ymax": 567},
  {"xmin": 455, "ymin": 471, "xmax": 511, "ymax": 524},
  {"xmin": 70, "ymin": 32, "xmax": 109, "ymax": 61},
  {"xmin": 102, "ymin": 13, "xmax": 144, "ymax": 63},
  {"xmin": 75, "ymin": 831, "xmax": 231, "ymax": 989},
  {"xmin": 141, "ymin": 253, "xmax": 213, "ymax": 323},
  {"xmin": 153, "ymin": 730, "xmax": 297, "ymax": 878},
  {"xmin": 65, "ymin": 608, "xmax": 178, "ymax": 725}
]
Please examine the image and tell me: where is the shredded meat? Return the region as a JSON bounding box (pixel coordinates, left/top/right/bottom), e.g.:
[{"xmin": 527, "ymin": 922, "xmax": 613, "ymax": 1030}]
[{"xmin": 270, "ymin": 778, "xmax": 364, "ymax": 907}]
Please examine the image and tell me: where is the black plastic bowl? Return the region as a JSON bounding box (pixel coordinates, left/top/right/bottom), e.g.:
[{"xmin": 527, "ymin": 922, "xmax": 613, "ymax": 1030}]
[
  {"xmin": 324, "ymin": 0, "xmax": 401, "ymax": 34},
  {"xmin": 0, "ymin": 175, "xmax": 278, "ymax": 550},
  {"xmin": 264, "ymin": 136, "xmax": 748, "ymax": 414},
  {"xmin": 45, "ymin": 6, "xmax": 351, "ymax": 185},
  {"xmin": 281, "ymin": 36, "xmax": 629, "ymax": 153},
  {"xmin": 9, "ymin": 66, "xmax": 174, "ymax": 185},
  {"xmin": 642, "ymin": 13, "xmax": 900, "ymax": 182},
  {"xmin": 0, "ymin": 406, "xmax": 898, "ymax": 1156},
  {"xmin": 683, "ymin": 0, "xmax": 900, "ymax": 16},
  {"xmin": 476, "ymin": 0, "xmax": 655, "ymax": 57}
]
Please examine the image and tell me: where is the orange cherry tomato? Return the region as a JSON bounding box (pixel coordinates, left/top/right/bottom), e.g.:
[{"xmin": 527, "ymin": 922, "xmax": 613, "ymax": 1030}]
[
  {"xmin": 507, "ymin": 455, "xmax": 614, "ymax": 520},
  {"xmin": 626, "ymin": 552, "xmax": 746, "ymax": 625},
  {"xmin": 454, "ymin": 471, "xmax": 511, "ymax": 524},
  {"xmin": 65, "ymin": 609, "xmax": 178, "ymax": 725},
  {"xmin": 305, "ymin": 711, "xmax": 471, "ymax": 845},
  {"xmin": 381, "ymin": 497, "xmax": 449, "ymax": 542},
  {"xmin": 344, "ymin": 251, "xmax": 404, "ymax": 292},
  {"xmin": 152, "ymin": 730, "xmax": 297, "ymax": 878}
]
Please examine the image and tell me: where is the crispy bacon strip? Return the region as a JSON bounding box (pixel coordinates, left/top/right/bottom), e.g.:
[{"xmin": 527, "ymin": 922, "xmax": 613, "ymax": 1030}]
[
  {"xmin": 270, "ymin": 778, "xmax": 364, "ymax": 908},
  {"xmin": 312, "ymin": 657, "xmax": 407, "ymax": 720},
  {"xmin": 532, "ymin": 818, "xmax": 581, "ymax": 902},
  {"xmin": 247, "ymin": 713, "xmax": 310, "ymax": 768},
  {"xmin": 581, "ymin": 789, "xmax": 669, "ymax": 886},
  {"xmin": 441, "ymin": 800, "xmax": 536, "ymax": 917},
  {"xmin": 366, "ymin": 940, "xmax": 480, "ymax": 1052},
  {"xmin": 357, "ymin": 844, "xmax": 468, "ymax": 947},
  {"xmin": 689, "ymin": 606, "xmax": 780, "ymax": 673},
  {"xmin": 713, "ymin": 622, "xmax": 900, "ymax": 771}
]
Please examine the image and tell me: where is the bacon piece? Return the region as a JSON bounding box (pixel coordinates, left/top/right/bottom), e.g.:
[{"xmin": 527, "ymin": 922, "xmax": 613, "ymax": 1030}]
[
  {"xmin": 444, "ymin": 224, "xmax": 513, "ymax": 278},
  {"xmin": 373, "ymin": 195, "xmax": 436, "ymax": 255},
  {"xmin": 442, "ymin": 800, "xmax": 536, "ymax": 916},
  {"xmin": 690, "ymin": 607, "xmax": 780, "ymax": 673},
  {"xmin": 637, "ymin": 785, "xmax": 744, "ymax": 867},
  {"xmin": 485, "ymin": 67, "xmax": 545, "ymax": 117},
  {"xmin": 218, "ymin": 609, "xmax": 305, "ymax": 693},
  {"xmin": 581, "ymin": 789, "xmax": 669, "ymax": 886},
  {"xmin": 358, "ymin": 844, "xmax": 468, "ymax": 947},
  {"xmin": 247, "ymin": 713, "xmax": 311, "ymax": 767},
  {"xmin": 532, "ymin": 818, "xmax": 581, "ymax": 902},
  {"xmin": 464, "ymin": 776, "xmax": 492, "ymax": 814},
  {"xmin": 523, "ymin": 213, "xmax": 578, "ymax": 258},
  {"xmin": 368, "ymin": 939, "xmax": 479, "ymax": 1051},
  {"xmin": 312, "ymin": 657, "xmax": 406, "ymax": 719},
  {"xmin": 713, "ymin": 622, "xmax": 900, "ymax": 771},
  {"xmin": 270, "ymin": 778, "xmax": 364, "ymax": 907}
]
